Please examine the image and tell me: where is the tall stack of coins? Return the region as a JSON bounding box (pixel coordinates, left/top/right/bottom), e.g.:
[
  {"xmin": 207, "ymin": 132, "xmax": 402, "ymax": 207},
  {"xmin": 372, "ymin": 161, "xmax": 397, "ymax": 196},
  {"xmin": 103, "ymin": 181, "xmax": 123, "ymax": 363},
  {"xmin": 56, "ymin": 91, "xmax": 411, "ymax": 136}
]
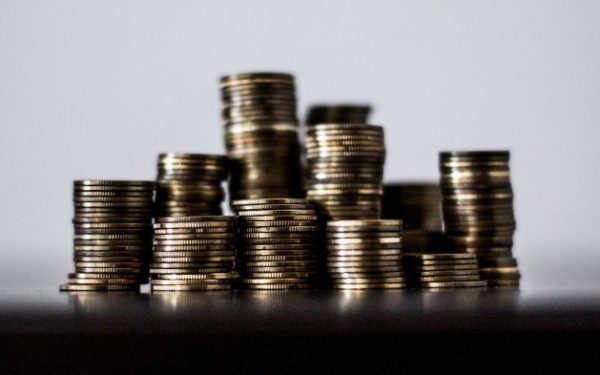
[
  {"xmin": 402, "ymin": 253, "xmax": 487, "ymax": 289},
  {"xmin": 154, "ymin": 153, "xmax": 228, "ymax": 217},
  {"xmin": 326, "ymin": 220, "xmax": 406, "ymax": 289},
  {"xmin": 306, "ymin": 105, "xmax": 372, "ymax": 126},
  {"xmin": 439, "ymin": 151, "xmax": 520, "ymax": 287},
  {"xmin": 60, "ymin": 180, "xmax": 154, "ymax": 292},
  {"xmin": 305, "ymin": 124, "xmax": 385, "ymax": 219},
  {"xmin": 220, "ymin": 72, "xmax": 303, "ymax": 201},
  {"xmin": 233, "ymin": 198, "xmax": 321, "ymax": 290},
  {"xmin": 149, "ymin": 216, "xmax": 239, "ymax": 292},
  {"xmin": 382, "ymin": 183, "xmax": 445, "ymax": 252}
]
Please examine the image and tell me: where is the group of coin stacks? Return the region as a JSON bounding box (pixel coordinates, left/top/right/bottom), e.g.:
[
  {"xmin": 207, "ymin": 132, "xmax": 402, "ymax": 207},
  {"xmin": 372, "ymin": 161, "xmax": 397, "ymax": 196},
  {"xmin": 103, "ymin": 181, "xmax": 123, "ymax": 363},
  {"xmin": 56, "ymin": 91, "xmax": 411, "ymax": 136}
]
[
  {"xmin": 149, "ymin": 216, "xmax": 239, "ymax": 292},
  {"xmin": 154, "ymin": 153, "xmax": 228, "ymax": 217},
  {"xmin": 60, "ymin": 180, "xmax": 154, "ymax": 292},
  {"xmin": 306, "ymin": 105, "xmax": 371, "ymax": 126},
  {"xmin": 221, "ymin": 73, "xmax": 304, "ymax": 201},
  {"xmin": 326, "ymin": 220, "xmax": 406, "ymax": 289},
  {"xmin": 382, "ymin": 183, "xmax": 445, "ymax": 253},
  {"xmin": 233, "ymin": 198, "xmax": 321, "ymax": 290},
  {"xmin": 305, "ymin": 124, "xmax": 385, "ymax": 219},
  {"xmin": 439, "ymin": 151, "xmax": 520, "ymax": 287},
  {"xmin": 402, "ymin": 253, "xmax": 487, "ymax": 289}
]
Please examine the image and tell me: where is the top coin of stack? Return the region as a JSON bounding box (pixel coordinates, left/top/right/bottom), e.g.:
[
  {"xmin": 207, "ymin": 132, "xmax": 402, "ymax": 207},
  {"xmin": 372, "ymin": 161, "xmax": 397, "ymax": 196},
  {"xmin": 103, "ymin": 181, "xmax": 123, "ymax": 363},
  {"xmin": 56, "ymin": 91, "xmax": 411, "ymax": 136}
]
[
  {"xmin": 221, "ymin": 72, "xmax": 304, "ymax": 201},
  {"xmin": 233, "ymin": 198, "xmax": 321, "ymax": 290},
  {"xmin": 60, "ymin": 180, "xmax": 155, "ymax": 292},
  {"xmin": 439, "ymin": 151, "xmax": 520, "ymax": 287},
  {"xmin": 306, "ymin": 104, "xmax": 372, "ymax": 126},
  {"xmin": 382, "ymin": 183, "xmax": 445, "ymax": 253},
  {"xmin": 305, "ymin": 124, "xmax": 385, "ymax": 219},
  {"xmin": 154, "ymin": 153, "xmax": 228, "ymax": 217},
  {"xmin": 326, "ymin": 220, "xmax": 406, "ymax": 289}
]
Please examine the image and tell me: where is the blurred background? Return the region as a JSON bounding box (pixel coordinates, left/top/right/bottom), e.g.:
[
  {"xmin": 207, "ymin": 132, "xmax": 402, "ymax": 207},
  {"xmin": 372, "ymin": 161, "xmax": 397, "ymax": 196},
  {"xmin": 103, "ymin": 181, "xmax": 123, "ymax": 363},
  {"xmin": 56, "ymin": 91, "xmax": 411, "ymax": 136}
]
[{"xmin": 1, "ymin": 0, "xmax": 599, "ymax": 288}]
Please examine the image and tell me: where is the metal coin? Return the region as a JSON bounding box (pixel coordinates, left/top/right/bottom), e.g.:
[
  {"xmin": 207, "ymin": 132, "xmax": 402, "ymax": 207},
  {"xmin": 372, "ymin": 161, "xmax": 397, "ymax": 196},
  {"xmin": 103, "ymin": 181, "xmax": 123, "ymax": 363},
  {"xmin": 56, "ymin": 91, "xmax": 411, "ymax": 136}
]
[
  {"xmin": 60, "ymin": 283, "xmax": 139, "ymax": 292},
  {"xmin": 418, "ymin": 280, "xmax": 488, "ymax": 288}
]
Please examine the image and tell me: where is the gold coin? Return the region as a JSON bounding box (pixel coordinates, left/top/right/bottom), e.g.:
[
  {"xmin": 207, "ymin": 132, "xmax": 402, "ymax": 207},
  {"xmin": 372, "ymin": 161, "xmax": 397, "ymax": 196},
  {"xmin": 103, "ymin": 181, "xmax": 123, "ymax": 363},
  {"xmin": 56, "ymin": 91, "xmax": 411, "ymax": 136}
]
[
  {"xmin": 419, "ymin": 280, "xmax": 488, "ymax": 288},
  {"xmin": 156, "ymin": 272, "xmax": 240, "ymax": 280},
  {"xmin": 60, "ymin": 283, "xmax": 139, "ymax": 292},
  {"xmin": 332, "ymin": 283, "xmax": 405, "ymax": 290},
  {"xmin": 151, "ymin": 284, "xmax": 232, "ymax": 292},
  {"xmin": 149, "ymin": 267, "xmax": 230, "ymax": 274}
]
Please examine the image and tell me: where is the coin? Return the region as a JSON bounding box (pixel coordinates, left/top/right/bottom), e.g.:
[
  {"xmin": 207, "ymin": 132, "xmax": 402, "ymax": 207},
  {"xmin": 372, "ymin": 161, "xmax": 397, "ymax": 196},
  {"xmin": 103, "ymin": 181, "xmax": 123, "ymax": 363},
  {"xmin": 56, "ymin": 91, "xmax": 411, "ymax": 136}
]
[
  {"xmin": 150, "ymin": 284, "xmax": 231, "ymax": 291},
  {"xmin": 59, "ymin": 283, "xmax": 139, "ymax": 292},
  {"xmin": 156, "ymin": 272, "xmax": 240, "ymax": 280},
  {"xmin": 67, "ymin": 277, "xmax": 140, "ymax": 285},
  {"xmin": 333, "ymin": 283, "xmax": 405, "ymax": 290},
  {"xmin": 152, "ymin": 251, "xmax": 234, "ymax": 257},
  {"xmin": 417, "ymin": 280, "xmax": 488, "ymax": 288},
  {"xmin": 149, "ymin": 267, "xmax": 230, "ymax": 274}
]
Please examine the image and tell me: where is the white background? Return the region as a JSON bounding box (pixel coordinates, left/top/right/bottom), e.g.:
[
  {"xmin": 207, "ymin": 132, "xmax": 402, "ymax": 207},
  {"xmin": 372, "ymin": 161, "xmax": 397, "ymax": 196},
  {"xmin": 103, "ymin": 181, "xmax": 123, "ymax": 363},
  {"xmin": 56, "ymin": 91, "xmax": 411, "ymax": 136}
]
[{"xmin": 1, "ymin": 0, "xmax": 599, "ymax": 288}]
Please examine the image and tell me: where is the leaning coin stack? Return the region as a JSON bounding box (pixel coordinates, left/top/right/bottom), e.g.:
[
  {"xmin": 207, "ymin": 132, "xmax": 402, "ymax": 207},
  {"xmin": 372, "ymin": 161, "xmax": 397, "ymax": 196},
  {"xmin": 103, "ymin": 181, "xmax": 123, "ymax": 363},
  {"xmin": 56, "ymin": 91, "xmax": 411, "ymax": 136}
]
[
  {"xmin": 402, "ymin": 253, "xmax": 487, "ymax": 289},
  {"xmin": 306, "ymin": 104, "xmax": 372, "ymax": 126},
  {"xmin": 221, "ymin": 72, "xmax": 304, "ymax": 201},
  {"xmin": 305, "ymin": 124, "xmax": 385, "ymax": 219},
  {"xmin": 233, "ymin": 198, "xmax": 321, "ymax": 290},
  {"xmin": 154, "ymin": 153, "xmax": 228, "ymax": 217},
  {"xmin": 60, "ymin": 180, "xmax": 154, "ymax": 292},
  {"xmin": 326, "ymin": 220, "xmax": 406, "ymax": 289},
  {"xmin": 149, "ymin": 216, "xmax": 239, "ymax": 292},
  {"xmin": 382, "ymin": 183, "xmax": 445, "ymax": 253},
  {"xmin": 439, "ymin": 151, "xmax": 520, "ymax": 287}
]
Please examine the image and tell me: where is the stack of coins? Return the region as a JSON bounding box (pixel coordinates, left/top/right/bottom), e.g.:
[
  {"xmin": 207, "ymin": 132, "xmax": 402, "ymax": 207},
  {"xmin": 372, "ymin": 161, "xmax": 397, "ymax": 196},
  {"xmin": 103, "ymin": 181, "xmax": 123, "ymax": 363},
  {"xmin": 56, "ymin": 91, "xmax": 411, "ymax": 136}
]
[
  {"xmin": 326, "ymin": 220, "xmax": 406, "ymax": 289},
  {"xmin": 305, "ymin": 124, "xmax": 385, "ymax": 219},
  {"xmin": 149, "ymin": 216, "xmax": 239, "ymax": 292},
  {"xmin": 233, "ymin": 198, "xmax": 321, "ymax": 290},
  {"xmin": 439, "ymin": 151, "xmax": 520, "ymax": 287},
  {"xmin": 402, "ymin": 253, "xmax": 487, "ymax": 289},
  {"xmin": 154, "ymin": 153, "xmax": 228, "ymax": 217},
  {"xmin": 60, "ymin": 180, "xmax": 154, "ymax": 292},
  {"xmin": 220, "ymin": 72, "xmax": 303, "ymax": 201},
  {"xmin": 306, "ymin": 105, "xmax": 372, "ymax": 126},
  {"xmin": 382, "ymin": 183, "xmax": 445, "ymax": 253}
]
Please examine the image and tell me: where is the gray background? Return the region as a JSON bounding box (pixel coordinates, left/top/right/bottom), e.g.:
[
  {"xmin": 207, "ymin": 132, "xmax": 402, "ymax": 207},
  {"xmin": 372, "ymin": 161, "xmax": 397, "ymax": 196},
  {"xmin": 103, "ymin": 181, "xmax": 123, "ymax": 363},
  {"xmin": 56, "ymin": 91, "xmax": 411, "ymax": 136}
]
[{"xmin": 1, "ymin": 0, "xmax": 599, "ymax": 288}]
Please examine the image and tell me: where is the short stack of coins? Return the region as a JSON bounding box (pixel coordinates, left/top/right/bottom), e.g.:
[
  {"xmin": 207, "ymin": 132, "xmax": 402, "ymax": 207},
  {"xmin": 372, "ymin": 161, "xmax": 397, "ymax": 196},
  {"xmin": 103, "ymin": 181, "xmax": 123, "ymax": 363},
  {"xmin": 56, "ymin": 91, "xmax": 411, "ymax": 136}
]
[
  {"xmin": 220, "ymin": 72, "xmax": 304, "ymax": 201},
  {"xmin": 382, "ymin": 183, "xmax": 445, "ymax": 253},
  {"xmin": 150, "ymin": 216, "xmax": 239, "ymax": 292},
  {"xmin": 439, "ymin": 151, "xmax": 520, "ymax": 287},
  {"xmin": 306, "ymin": 105, "xmax": 372, "ymax": 126},
  {"xmin": 60, "ymin": 180, "xmax": 154, "ymax": 292},
  {"xmin": 305, "ymin": 124, "xmax": 385, "ymax": 219},
  {"xmin": 326, "ymin": 220, "xmax": 406, "ymax": 289},
  {"xmin": 233, "ymin": 198, "xmax": 321, "ymax": 290},
  {"xmin": 154, "ymin": 153, "xmax": 228, "ymax": 217},
  {"xmin": 402, "ymin": 253, "xmax": 487, "ymax": 289}
]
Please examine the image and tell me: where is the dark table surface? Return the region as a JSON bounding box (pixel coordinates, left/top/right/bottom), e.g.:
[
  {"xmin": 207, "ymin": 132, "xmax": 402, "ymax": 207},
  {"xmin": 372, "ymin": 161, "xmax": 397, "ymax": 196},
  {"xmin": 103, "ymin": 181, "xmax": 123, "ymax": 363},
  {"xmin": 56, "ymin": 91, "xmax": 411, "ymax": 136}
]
[{"xmin": 2, "ymin": 286, "xmax": 600, "ymax": 373}]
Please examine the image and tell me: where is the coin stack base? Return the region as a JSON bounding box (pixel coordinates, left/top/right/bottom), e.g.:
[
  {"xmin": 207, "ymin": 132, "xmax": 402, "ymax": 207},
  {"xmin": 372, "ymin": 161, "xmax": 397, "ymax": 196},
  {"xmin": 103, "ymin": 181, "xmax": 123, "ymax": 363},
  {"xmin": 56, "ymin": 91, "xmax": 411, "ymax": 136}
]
[
  {"xmin": 326, "ymin": 220, "xmax": 406, "ymax": 290},
  {"xmin": 402, "ymin": 253, "xmax": 487, "ymax": 289},
  {"xmin": 306, "ymin": 124, "xmax": 386, "ymax": 220},
  {"xmin": 439, "ymin": 151, "xmax": 520, "ymax": 288},
  {"xmin": 221, "ymin": 73, "xmax": 303, "ymax": 202},
  {"xmin": 60, "ymin": 180, "xmax": 155, "ymax": 292},
  {"xmin": 154, "ymin": 153, "xmax": 228, "ymax": 217},
  {"xmin": 233, "ymin": 198, "xmax": 321, "ymax": 290},
  {"xmin": 150, "ymin": 216, "xmax": 239, "ymax": 292}
]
